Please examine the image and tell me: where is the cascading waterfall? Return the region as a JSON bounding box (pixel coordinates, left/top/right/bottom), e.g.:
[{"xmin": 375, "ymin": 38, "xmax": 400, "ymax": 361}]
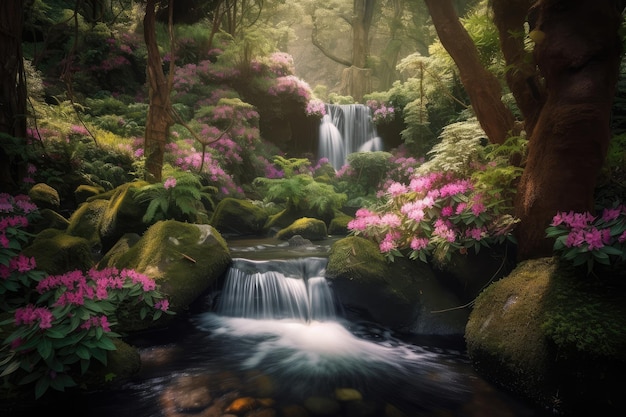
[
  {"xmin": 319, "ymin": 104, "xmax": 384, "ymax": 170},
  {"xmin": 194, "ymin": 256, "xmax": 470, "ymax": 410},
  {"xmin": 215, "ymin": 257, "xmax": 337, "ymax": 321}
]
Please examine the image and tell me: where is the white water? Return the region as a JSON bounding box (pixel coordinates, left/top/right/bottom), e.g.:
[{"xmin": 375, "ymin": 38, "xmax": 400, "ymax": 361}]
[
  {"xmin": 194, "ymin": 257, "xmax": 468, "ymax": 405},
  {"xmin": 319, "ymin": 104, "xmax": 384, "ymax": 170}
]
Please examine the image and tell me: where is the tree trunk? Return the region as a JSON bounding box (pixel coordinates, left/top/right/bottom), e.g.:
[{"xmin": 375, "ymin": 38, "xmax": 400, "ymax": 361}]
[
  {"xmin": 491, "ymin": 0, "xmax": 545, "ymax": 138},
  {"xmin": 0, "ymin": 0, "xmax": 27, "ymax": 192},
  {"xmin": 513, "ymin": 0, "xmax": 622, "ymax": 259},
  {"xmin": 424, "ymin": 0, "xmax": 515, "ymax": 144},
  {"xmin": 339, "ymin": 0, "xmax": 376, "ymax": 101},
  {"xmin": 143, "ymin": 0, "xmax": 174, "ymax": 183}
]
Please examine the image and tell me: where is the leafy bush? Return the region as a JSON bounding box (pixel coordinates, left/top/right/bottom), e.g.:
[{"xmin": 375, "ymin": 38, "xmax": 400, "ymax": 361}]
[
  {"xmin": 0, "ymin": 194, "xmax": 172, "ymax": 399},
  {"xmin": 546, "ymin": 203, "xmax": 626, "ymax": 274},
  {"xmin": 134, "ymin": 168, "xmax": 214, "ymax": 223}
]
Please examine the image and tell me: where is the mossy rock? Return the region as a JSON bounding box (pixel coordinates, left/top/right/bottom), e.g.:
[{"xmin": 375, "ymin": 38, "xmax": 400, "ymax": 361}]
[
  {"xmin": 465, "ymin": 257, "xmax": 626, "ymax": 415},
  {"xmin": 66, "ymin": 199, "xmax": 109, "ymax": 251},
  {"xmin": 328, "ymin": 211, "xmax": 352, "ymax": 235},
  {"xmin": 75, "ymin": 184, "xmax": 105, "ymax": 205},
  {"xmin": 276, "ymin": 217, "xmax": 328, "ymax": 241},
  {"xmin": 326, "ymin": 236, "xmax": 467, "ymax": 334},
  {"xmin": 29, "ymin": 208, "xmax": 69, "ymax": 234},
  {"xmin": 210, "ymin": 197, "xmax": 268, "ymax": 236},
  {"xmin": 102, "ymin": 220, "xmax": 231, "ymax": 328},
  {"xmin": 98, "ymin": 233, "xmax": 142, "ymax": 269},
  {"xmin": 98, "ymin": 181, "xmax": 150, "ymax": 252},
  {"xmin": 23, "ymin": 229, "xmax": 94, "ymax": 275},
  {"xmin": 28, "ymin": 183, "xmax": 60, "ymax": 210}
]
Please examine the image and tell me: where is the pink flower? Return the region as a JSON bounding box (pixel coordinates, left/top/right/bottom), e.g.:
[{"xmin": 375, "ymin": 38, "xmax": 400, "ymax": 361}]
[
  {"xmin": 164, "ymin": 177, "xmax": 177, "ymax": 189},
  {"xmin": 15, "ymin": 305, "xmax": 54, "ymax": 329},
  {"xmin": 410, "ymin": 237, "xmax": 429, "ymax": 251},
  {"xmin": 155, "ymin": 299, "xmax": 170, "ymax": 311}
]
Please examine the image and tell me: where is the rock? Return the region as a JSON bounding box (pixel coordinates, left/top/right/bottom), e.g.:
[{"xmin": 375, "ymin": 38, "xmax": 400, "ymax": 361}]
[
  {"xmin": 334, "ymin": 388, "xmax": 362, "ymax": 401},
  {"xmin": 74, "ymin": 184, "xmax": 105, "ymax": 205},
  {"xmin": 28, "ymin": 183, "xmax": 60, "ymax": 210},
  {"xmin": 224, "ymin": 396, "xmax": 257, "ymax": 414},
  {"xmin": 303, "ymin": 396, "xmax": 340, "ymax": 416},
  {"xmin": 210, "ymin": 197, "xmax": 268, "ymax": 237},
  {"xmin": 326, "ymin": 236, "xmax": 468, "ymax": 335},
  {"xmin": 22, "ymin": 228, "xmax": 94, "ymax": 275},
  {"xmin": 168, "ymin": 374, "xmax": 213, "ymax": 412},
  {"xmin": 276, "ymin": 217, "xmax": 328, "ymax": 241},
  {"xmin": 66, "ymin": 198, "xmax": 109, "ymax": 251},
  {"xmin": 99, "ymin": 220, "xmax": 231, "ymax": 330},
  {"xmin": 30, "ymin": 208, "xmax": 69, "ymax": 233},
  {"xmin": 465, "ymin": 257, "xmax": 626, "ymax": 415}
]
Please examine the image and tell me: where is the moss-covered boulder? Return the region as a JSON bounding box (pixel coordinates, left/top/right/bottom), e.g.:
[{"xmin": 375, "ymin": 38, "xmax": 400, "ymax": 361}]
[
  {"xmin": 98, "ymin": 181, "xmax": 149, "ymax": 252},
  {"xmin": 30, "ymin": 208, "xmax": 69, "ymax": 233},
  {"xmin": 23, "ymin": 229, "xmax": 94, "ymax": 275},
  {"xmin": 66, "ymin": 199, "xmax": 109, "ymax": 251},
  {"xmin": 74, "ymin": 184, "xmax": 105, "ymax": 205},
  {"xmin": 276, "ymin": 217, "xmax": 328, "ymax": 241},
  {"xmin": 465, "ymin": 257, "xmax": 626, "ymax": 415},
  {"xmin": 325, "ymin": 236, "xmax": 468, "ymax": 334},
  {"xmin": 28, "ymin": 183, "xmax": 60, "ymax": 210},
  {"xmin": 101, "ymin": 220, "xmax": 231, "ymax": 324},
  {"xmin": 328, "ymin": 211, "xmax": 352, "ymax": 235},
  {"xmin": 210, "ymin": 197, "xmax": 268, "ymax": 236}
]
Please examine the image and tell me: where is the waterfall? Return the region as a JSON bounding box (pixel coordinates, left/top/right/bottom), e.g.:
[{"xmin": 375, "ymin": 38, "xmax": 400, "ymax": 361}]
[
  {"xmin": 216, "ymin": 257, "xmax": 338, "ymax": 321},
  {"xmin": 318, "ymin": 104, "xmax": 384, "ymax": 170}
]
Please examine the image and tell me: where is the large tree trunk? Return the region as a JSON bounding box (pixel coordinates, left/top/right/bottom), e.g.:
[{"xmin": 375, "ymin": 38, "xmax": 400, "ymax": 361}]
[
  {"xmin": 339, "ymin": 0, "xmax": 375, "ymax": 101},
  {"xmin": 143, "ymin": 0, "xmax": 174, "ymax": 183},
  {"xmin": 424, "ymin": 0, "xmax": 515, "ymax": 144},
  {"xmin": 0, "ymin": 0, "xmax": 27, "ymax": 192},
  {"xmin": 513, "ymin": 0, "xmax": 622, "ymax": 259},
  {"xmin": 491, "ymin": 0, "xmax": 545, "ymax": 138}
]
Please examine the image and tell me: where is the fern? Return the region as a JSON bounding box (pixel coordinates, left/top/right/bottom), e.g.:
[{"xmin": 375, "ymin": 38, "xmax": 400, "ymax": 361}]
[
  {"xmin": 417, "ymin": 117, "xmax": 487, "ymax": 176},
  {"xmin": 135, "ymin": 168, "xmax": 212, "ymax": 223}
]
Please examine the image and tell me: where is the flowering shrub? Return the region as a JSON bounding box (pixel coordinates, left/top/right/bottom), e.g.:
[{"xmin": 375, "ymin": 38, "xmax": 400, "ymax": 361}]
[
  {"xmin": 366, "ymin": 99, "xmax": 395, "ymax": 124},
  {"xmin": 546, "ymin": 203, "xmax": 626, "ymax": 274},
  {"xmin": 305, "ymin": 99, "xmax": 326, "ymax": 118},
  {"xmin": 348, "ymin": 171, "xmax": 518, "ymax": 264},
  {"xmin": 0, "ymin": 194, "xmax": 172, "ymax": 398}
]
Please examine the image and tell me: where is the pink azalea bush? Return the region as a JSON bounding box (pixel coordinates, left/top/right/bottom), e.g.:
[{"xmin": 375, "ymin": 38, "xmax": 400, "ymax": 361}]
[
  {"xmin": 348, "ymin": 171, "xmax": 518, "ymax": 264},
  {"xmin": 546, "ymin": 203, "xmax": 626, "ymax": 274},
  {"xmin": 0, "ymin": 194, "xmax": 172, "ymax": 398}
]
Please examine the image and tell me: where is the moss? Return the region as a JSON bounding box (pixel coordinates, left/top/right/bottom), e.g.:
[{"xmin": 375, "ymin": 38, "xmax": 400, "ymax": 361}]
[
  {"xmin": 98, "ymin": 181, "xmax": 149, "ymax": 251},
  {"xmin": 23, "ymin": 229, "xmax": 94, "ymax": 274},
  {"xmin": 326, "ymin": 236, "xmax": 388, "ymax": 283},
  {"xmin": 28, "ymin": 183, "xmax": 60, "ymax": 210},
  {"xmin": 541, "ymin": 262, "xmax": 626, "ymax": 359},
  {"xmin": 66, "ymin": 199, "xmax": 108, "ymax": 249},
  {"xmin": 210, "ymin": 197, "xmax": 268, "ymax": 236},
  {"xmin": 75, "ymin": 184, "xmax": 105, "ymax": 205},
  {"xmin": 276, "ymin": 217, "xmax": 328, "ymax": 241},
  {"xmin": 111, "ymin": 220, "xmax": 231, "ymax": 315},
  {"xmin": 328, "ymin": 211, "xmax": 352, "ymax": 235},
  {"xmin": 30, "ymin": 208, "xmax": 69, "ymax": 233},
  {"xmin": 465, "ymin": 257, "xmax": 626, "ymax": 414}
]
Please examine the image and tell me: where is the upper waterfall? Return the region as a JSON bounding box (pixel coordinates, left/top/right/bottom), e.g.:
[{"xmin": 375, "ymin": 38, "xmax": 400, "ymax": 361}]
[{"xmin": 318, "ymin": 104, "xmax": 384, "ymax": 170}]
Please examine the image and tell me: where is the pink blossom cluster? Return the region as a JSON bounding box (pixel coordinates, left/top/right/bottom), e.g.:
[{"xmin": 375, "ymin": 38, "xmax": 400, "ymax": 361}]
[
  {"xmin": 267, "ymin": 52, "xmax": 295, "ymax": 76},
  {"xmin": 36, "ymin": 267, "xmax": 162, "ymax": 308},
  {"xmin": 348, "ymin": 171, "xmax": 515, "ymax": 261},
  {"xmin": 366, "ymin": 100, "xmax": 395, "ymax": 124},
  {"xmin": 550, "ymin": 206, "xmax": 626, "ymax": 250},
  {"xmin": 306, "ymin": 99, "xmax": 326, "ymax": 118},
  {"xmin": 14, "ymin": 305, "xmax": 54, "ymax": 329},
  {"xmin": 268, "ymin": 76, "xmax": 312, "ymax": 102}
]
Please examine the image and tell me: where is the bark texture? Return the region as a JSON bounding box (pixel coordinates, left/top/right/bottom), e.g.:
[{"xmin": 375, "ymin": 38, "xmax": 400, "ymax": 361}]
[
  {"xmin": 0, "ymin": 0, "xmax": 27, "ymax": 192},
  {"xmin": 424, "ymin": 0, "xmax": 515, "ymax": 144},
  {"xmin": 513, "ymin": 0, "xmax": 622, "ymax": 259},
  {"xmin": 143, "ymin": 0, "xmax": 174, "ymax": 183}
]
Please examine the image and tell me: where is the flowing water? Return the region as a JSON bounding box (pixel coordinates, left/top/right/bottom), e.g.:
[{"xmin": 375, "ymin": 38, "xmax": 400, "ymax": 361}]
[
  {"xmin": 12, "ymin": 238, "xmax": 552, "ymax": 417},
  {"xmin": 319, "ymin": 104, "xmax": 384, "ymax": 170}
]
